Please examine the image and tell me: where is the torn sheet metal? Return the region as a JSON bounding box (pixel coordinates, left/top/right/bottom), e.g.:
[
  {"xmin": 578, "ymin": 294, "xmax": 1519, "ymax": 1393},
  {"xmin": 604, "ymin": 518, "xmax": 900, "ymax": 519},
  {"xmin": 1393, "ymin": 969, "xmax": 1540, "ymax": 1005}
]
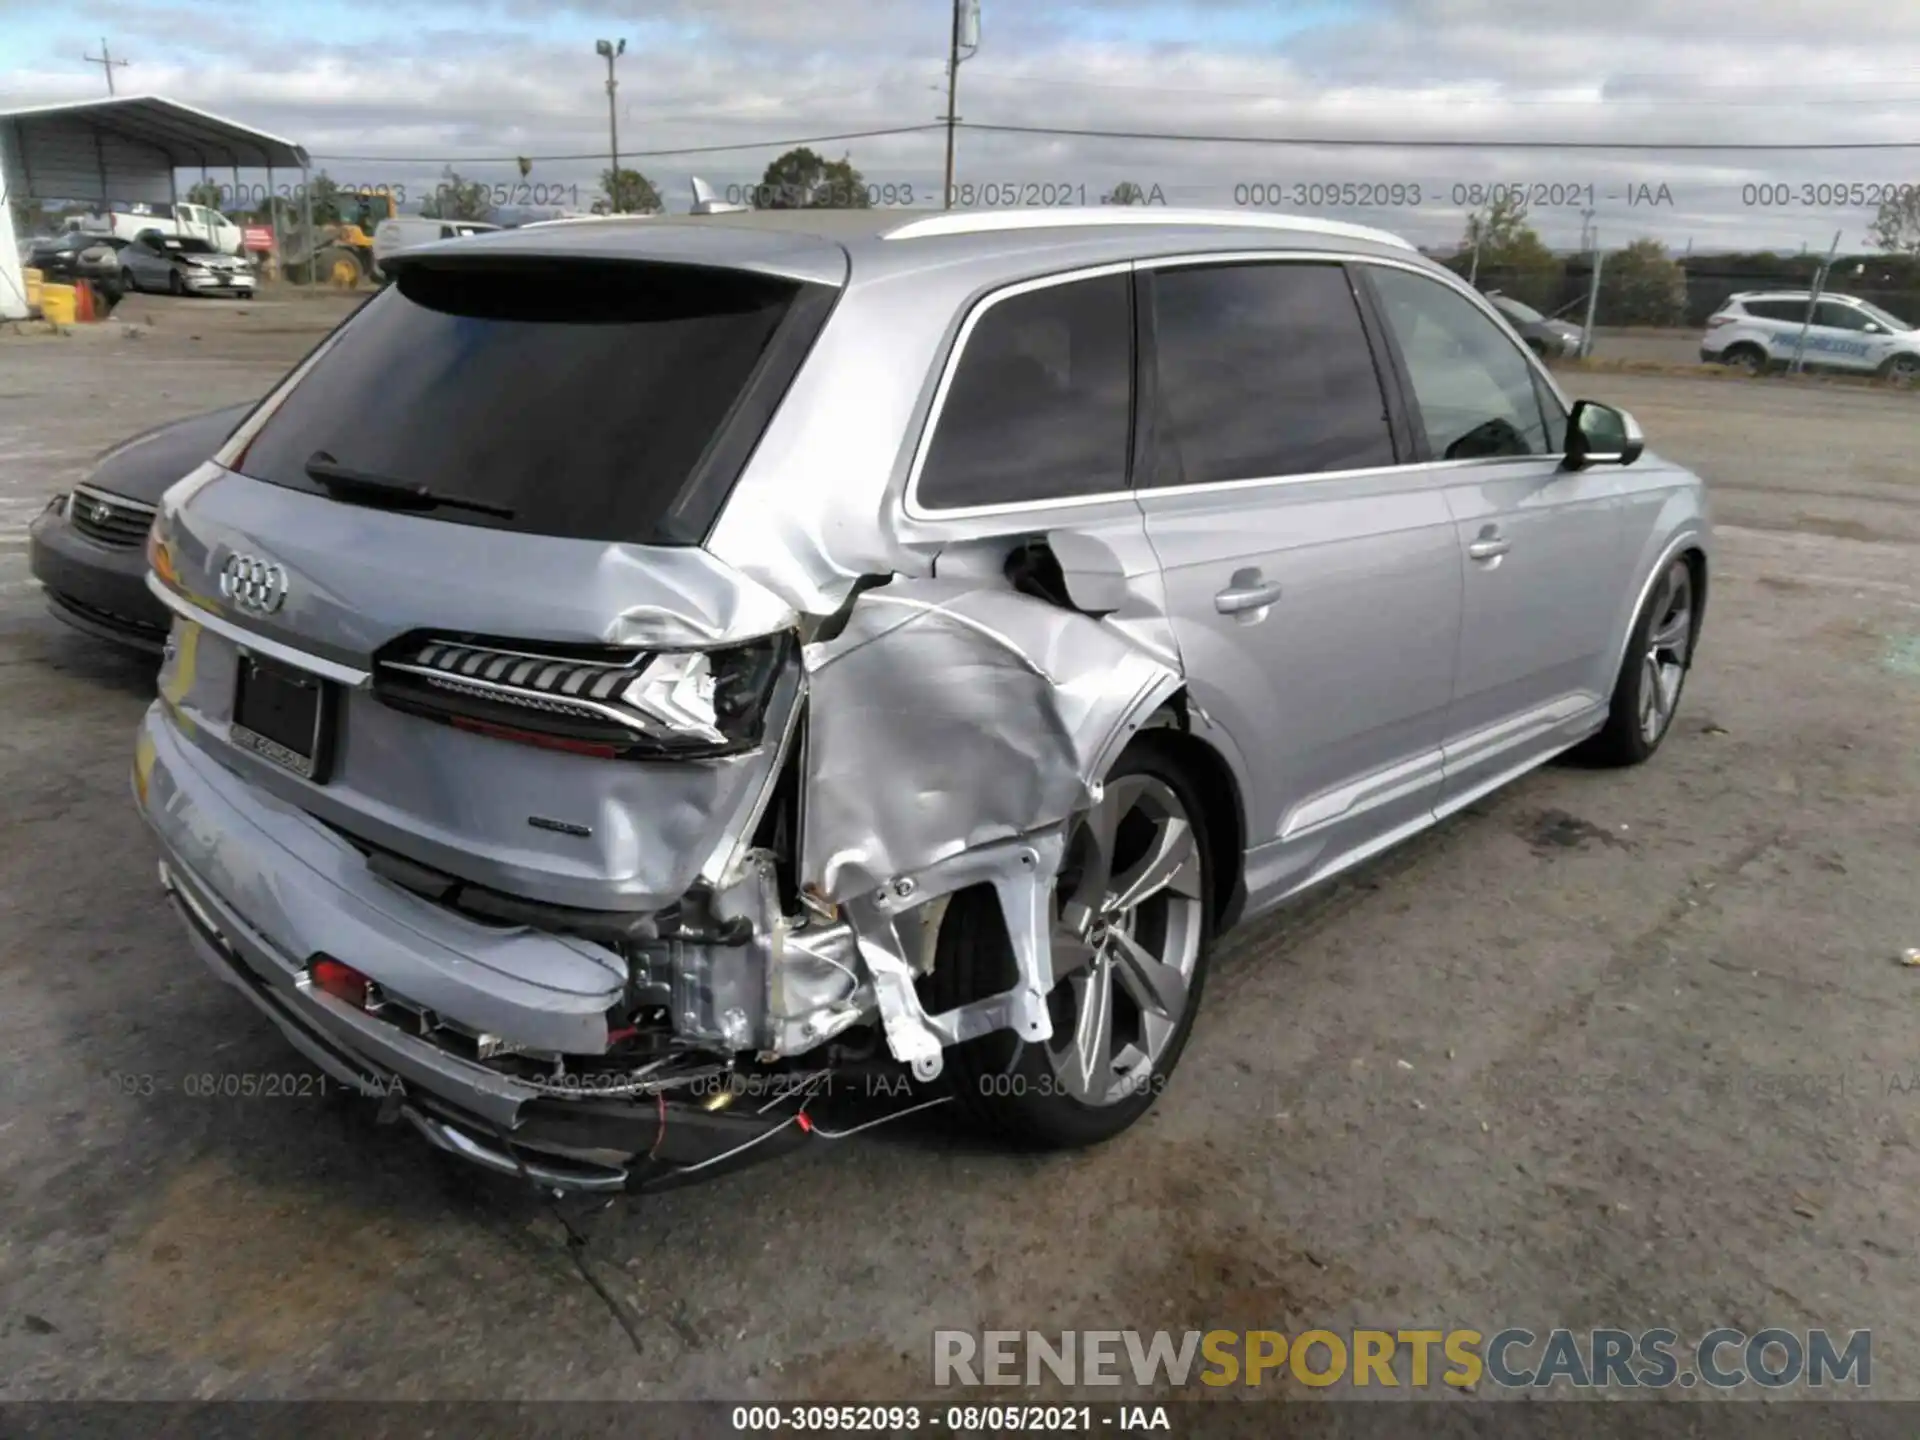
[
  {"xmin": 800, "ymin": 578, "xmax": 1184, "ymax": 905},
  {"xmin": 843, "ymin": 828, "xmax": 1068, "ymax": 1079}
]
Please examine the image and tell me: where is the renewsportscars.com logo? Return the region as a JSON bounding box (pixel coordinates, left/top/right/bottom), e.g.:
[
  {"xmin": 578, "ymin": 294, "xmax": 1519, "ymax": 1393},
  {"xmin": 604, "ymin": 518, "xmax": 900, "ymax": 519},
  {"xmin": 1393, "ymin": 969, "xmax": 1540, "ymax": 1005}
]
[{"xmin": 933, "ymin": 1328, "xmax": 1872, "ymax": 1391}]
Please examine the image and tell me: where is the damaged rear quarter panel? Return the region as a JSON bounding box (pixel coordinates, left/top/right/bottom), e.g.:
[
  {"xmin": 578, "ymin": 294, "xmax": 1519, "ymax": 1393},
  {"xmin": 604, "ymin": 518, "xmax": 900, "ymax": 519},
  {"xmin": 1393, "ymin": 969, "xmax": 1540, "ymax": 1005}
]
[
  {"xmin": 800, "ymin": 579, "xmax": 1182, "ymax": 903},
  {"xmin": 793, "ymin": 577, "xmax": 1182, "ymax": 1074}
]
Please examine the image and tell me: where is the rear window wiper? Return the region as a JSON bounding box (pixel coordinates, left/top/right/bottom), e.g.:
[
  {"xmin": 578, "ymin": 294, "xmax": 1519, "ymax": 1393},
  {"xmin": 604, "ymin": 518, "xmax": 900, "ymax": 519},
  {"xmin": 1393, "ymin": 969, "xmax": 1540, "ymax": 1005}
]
[{"xmin": 304, "ymin": 452, "xmax": 516, "ymax": 520}]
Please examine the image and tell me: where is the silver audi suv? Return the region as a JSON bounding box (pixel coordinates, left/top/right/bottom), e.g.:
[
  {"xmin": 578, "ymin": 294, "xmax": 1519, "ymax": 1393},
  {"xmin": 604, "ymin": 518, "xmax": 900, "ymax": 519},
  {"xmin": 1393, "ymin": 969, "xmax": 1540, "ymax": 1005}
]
[{"xmin": 135, "ymin": 208, "xmax": 1710, "ymax": 1191}]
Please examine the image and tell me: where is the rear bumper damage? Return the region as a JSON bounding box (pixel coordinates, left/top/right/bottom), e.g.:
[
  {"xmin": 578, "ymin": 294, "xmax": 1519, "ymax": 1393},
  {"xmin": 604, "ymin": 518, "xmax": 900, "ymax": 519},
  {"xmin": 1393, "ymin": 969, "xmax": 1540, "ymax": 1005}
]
[{"xmin": 137, "ymin": 573, "xmax": 1183, "ymax": 1189}]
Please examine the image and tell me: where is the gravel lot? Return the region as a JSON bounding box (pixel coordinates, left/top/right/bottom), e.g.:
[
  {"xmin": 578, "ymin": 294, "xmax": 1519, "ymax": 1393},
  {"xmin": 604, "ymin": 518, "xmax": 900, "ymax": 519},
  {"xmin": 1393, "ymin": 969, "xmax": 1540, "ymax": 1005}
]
[{"xmin": 1, "ymin": 293, "xmax": 1916, "ymax": 1408}]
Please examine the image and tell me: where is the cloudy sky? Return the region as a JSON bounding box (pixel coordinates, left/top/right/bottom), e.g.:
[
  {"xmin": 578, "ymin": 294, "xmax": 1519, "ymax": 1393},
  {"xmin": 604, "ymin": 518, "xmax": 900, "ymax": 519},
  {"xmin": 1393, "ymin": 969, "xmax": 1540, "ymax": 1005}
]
[{"xmin": 4, "ymin": 0, "xmax": 1919, "ymax": 252}]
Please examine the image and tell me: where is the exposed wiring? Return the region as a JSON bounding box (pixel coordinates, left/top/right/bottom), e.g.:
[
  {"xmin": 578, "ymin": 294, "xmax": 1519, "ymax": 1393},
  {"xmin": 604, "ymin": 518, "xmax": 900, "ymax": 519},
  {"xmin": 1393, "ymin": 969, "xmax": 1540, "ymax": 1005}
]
[
  {"xmin": 661, "ymin": 1076, "xmax": 947, "ymax": 1175},
  {"xmin": 665, "ymin": 1111, "xmax": 804, "ymax": 1175},
  {"xmin": 489, "ymin": 1119, "xmax": 649, "ymax": 1356},
  {"xmin": 757, "ymin": 1068, "xmax": 834, "ymax": 1114},
  {"xmin": 801, "ymin": 1094, "xmax": 953, "ymax": 1139}
]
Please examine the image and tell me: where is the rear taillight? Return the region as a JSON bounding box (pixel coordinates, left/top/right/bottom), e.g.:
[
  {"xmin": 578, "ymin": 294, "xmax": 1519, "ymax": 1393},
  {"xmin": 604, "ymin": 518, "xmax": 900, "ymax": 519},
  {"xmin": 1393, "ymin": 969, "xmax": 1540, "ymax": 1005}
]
[
  {"xmin": 309, "ymin": 955, "xmax": 371, "ymax": 1008},
  {"xmin": 1706, "ymin": 315, "xmax": 1736, "ymax": 329},
  {"xmin": 373, "ymin": 633, "xmax": 790, "ymax": 759}
]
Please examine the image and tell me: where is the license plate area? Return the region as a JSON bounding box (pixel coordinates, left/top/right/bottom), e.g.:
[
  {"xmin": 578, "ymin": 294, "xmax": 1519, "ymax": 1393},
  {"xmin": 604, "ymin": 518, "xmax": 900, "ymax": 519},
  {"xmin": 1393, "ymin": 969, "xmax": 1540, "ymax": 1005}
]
[{"xmin": 231, "ymin": 653, "xmax": 333, "ymax": 782}]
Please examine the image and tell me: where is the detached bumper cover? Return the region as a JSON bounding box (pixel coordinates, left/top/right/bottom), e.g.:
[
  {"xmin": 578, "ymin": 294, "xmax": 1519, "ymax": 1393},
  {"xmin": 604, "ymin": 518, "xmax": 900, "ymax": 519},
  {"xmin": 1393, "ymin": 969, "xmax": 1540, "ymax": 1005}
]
[
  {"xmin": 137, "ymin": 702, "xmax": 816, "ymax": 1186},
  {"xmin": 137, "ymin": 701, "xmax": 621, "ymax": 1107}
]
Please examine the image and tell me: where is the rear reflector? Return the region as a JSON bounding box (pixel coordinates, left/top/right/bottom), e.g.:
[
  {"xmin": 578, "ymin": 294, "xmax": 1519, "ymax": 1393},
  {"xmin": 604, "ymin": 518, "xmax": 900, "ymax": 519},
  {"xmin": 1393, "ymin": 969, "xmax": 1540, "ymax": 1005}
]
[
  {"xmin": 310, "ymin": 955, "xmax": 371, "ymax": 1008},
  {"xmin": 446, "ymin": 712, "xmax": 621, "ymax": 758}
]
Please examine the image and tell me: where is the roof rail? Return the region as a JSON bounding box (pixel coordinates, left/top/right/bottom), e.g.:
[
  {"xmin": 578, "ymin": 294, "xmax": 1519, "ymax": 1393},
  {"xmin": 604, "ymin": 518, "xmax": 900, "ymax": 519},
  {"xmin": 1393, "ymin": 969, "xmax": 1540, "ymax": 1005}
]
[{"xmin": 882, "ymin": 206, "xmax": 1416, "ymax": 251}]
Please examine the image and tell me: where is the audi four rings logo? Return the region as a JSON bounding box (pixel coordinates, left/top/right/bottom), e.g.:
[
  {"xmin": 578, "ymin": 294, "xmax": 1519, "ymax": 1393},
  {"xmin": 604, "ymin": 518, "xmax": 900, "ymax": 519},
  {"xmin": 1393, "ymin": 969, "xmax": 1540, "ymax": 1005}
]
[{"xmin": 219, "ymin": 554, "xmax": 290, "ymax": 614}]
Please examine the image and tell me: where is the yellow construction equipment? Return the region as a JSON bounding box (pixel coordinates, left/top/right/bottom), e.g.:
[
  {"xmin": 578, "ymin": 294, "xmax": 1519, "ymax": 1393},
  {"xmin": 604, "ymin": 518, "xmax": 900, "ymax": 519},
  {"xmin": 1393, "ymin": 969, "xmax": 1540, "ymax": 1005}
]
[{"xmin": 284, "ymin": 189, "xmax": 395, "ymax": 288}]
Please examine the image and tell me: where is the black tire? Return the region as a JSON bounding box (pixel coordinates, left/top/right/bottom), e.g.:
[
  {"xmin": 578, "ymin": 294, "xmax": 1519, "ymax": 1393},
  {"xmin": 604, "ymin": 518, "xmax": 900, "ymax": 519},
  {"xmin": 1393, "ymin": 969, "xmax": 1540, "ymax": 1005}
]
[
  {"xmin": 1720, "ymin": 343, "xmax": 1766, "ymax": 376},
  {"xmin": 1573, "ymin": 555, "xmax": 1700, "ymax": 768},
  {"xmin": 1882, "ymin": 353, "xmax": 1919, "ymax": 388},
  {"xmin": 120, "ymin": 267, "xmax": 138, "ymax": 295},
  {"xmin": 317, "ymin": 247, "xmax": 362, "ymax": 289},
  {"xmin": 167, "ymin": 268, "xmax": 185, "ymax": 297},
  {"xmin": 924, "ymin": 738, "xmax": 1216, "ymax": 1148}
]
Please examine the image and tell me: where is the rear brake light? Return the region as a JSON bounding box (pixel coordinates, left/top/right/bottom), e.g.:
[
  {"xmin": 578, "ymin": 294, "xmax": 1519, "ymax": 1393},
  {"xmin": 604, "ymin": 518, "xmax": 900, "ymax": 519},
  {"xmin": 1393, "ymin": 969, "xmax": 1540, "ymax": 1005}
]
[
  {"xmin": 445, "ymin": 714, "xmax": 621, "ymax": 758},
  {"xmin": 1706, "ymin": 315, "xmax": 1736, "ymax": 329},
  {"xmin": 373, "ymin": 633, "xmax": 791, "ymax": 759},
  {"xmin": 310, "ymin": 955, "xmax": 371, "ymax": 1008}
]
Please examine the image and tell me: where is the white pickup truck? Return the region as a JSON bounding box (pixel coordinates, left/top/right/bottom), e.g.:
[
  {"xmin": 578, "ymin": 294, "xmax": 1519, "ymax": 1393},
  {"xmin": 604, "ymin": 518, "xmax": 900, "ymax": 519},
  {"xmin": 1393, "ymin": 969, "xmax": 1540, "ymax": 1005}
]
[{"xmin": 65, "ymin": 203, "xmax": 245, "ymax": 256}]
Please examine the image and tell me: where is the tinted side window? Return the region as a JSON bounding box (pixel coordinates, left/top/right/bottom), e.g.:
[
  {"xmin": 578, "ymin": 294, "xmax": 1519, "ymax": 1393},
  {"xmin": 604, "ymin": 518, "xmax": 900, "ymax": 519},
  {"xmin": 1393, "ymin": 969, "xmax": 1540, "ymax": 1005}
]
[
  {"xmin": 1817, "ymin": 301, "xmax": 1870, "ymax": 330},
  {"xmin": 1744, "ymin": 300, "xmax": 1803, "ymax": 323},
  {"xmin": 918, "ymin": 274, "xmax": 1132, "ymax": 510},
  {"xmin": 1367, "ymin": 267, "xmax": 1552, "ymax": 460},
  {"xmin": 1147, "ymin": 262, "xmax": 1394, "ymax": 485}
]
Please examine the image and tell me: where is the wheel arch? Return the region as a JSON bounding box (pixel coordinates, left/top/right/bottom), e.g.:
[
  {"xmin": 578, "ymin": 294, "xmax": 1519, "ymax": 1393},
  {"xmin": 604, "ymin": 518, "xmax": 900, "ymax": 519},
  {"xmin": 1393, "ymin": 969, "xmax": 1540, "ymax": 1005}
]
[
  {"xmin": 1134, "ymin": 694, "xmax": 1250, "ymax": 935},
  {"xmin": 1609, "ymin": 524, "xmax": 1711, "ymax": 687},
  {"xmin": 1680, "ymin": 544, "xmax": 1709, "ymax": 648}
]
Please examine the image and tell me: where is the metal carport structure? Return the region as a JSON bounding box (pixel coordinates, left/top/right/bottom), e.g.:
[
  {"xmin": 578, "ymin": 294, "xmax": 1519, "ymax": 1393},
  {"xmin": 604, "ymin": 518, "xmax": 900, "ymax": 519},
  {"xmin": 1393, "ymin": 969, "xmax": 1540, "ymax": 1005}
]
[{"xmin": 0, "ymin": 95, "xmax": 311, "ymax": 319}]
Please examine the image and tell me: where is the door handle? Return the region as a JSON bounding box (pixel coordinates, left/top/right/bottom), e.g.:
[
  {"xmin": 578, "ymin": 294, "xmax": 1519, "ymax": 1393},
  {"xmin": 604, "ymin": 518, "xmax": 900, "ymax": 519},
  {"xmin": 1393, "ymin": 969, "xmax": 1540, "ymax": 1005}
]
[
  {"xmin": 1214, "ymin": 577, "xmax": 1283, "ymax": 615},
  {"xmin": 1467, "ymin": 533, "xmax": 1512, "ymax": 563}
]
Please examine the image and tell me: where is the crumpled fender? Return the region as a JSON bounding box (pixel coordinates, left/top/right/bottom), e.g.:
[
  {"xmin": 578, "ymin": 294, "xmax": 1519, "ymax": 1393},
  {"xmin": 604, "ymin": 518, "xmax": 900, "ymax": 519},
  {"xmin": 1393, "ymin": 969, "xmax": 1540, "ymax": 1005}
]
[
  {"xmin": 800, "ymin": 578, "xmax": 1182, "ymax": 902},
  {"xmin": 795, "ymin": 578, "xmax": 1183, "ymax": 1076}
]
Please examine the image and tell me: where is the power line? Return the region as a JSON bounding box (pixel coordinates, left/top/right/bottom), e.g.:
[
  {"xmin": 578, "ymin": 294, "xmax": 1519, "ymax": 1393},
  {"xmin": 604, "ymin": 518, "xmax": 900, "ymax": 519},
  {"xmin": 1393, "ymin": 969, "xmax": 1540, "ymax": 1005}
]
[
  {"xmin": 311, "ymin": 124, "xmax": 945, "ymax": 165},
  {"xmin": 308, "ymin": 118, "xmax": 1920, "ymax": 168},
  {"xmin": 955, "ymin": 120, "xmax": 1920, "ymax": 151},
  {"xmin": 955, "ymin": 68, "xmax": 1920, "ymax": 102}
]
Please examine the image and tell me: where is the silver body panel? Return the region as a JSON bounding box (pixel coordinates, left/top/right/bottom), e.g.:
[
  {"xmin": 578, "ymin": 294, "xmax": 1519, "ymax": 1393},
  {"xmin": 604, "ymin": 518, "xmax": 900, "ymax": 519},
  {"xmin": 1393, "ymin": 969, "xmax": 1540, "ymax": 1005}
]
[{"xmin": 136, "ymin": 209, "xmax": 1711, "ymax": 1178}]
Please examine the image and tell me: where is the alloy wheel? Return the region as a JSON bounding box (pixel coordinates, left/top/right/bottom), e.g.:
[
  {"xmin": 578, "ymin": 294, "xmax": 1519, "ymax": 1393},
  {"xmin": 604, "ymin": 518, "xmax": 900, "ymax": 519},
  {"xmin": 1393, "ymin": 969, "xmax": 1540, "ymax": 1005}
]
[
  {"xmin": 1638, "ymin": 560, "xmax": 1694, "ymax": 745},
  {"xmin": 1044, "ymin": 775, "xmax": 1206, "ymax": 1106}
]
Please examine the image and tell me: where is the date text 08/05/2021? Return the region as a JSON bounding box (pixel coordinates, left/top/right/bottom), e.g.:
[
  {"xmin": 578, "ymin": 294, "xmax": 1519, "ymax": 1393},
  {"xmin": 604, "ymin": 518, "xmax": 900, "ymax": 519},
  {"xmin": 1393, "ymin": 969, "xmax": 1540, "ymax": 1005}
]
[
  {"xmin": 204, "ymin": 181, "xmax": 584, "ymax": 209},
  {"xmin": 730, "ymin": 1406, "xmax": 1170, "ymax": 1433}
]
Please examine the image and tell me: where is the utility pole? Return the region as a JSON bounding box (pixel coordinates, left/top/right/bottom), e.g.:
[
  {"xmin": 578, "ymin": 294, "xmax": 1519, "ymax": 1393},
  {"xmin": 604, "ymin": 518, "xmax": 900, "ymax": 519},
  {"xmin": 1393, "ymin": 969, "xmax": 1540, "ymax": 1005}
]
[
  {"xmin": 940, "ymin": 0, "xmax": 980, "ymax": 209},
  {"xmin": 595, "ymin": 38, "xmax": 626, "ymax": 211},
  {"xmin": 83, "ymin": 39, "xmax": 129, "ymax": 95},
  {"xmin": 1789, "ymin": 229, "xmax": 1843, "ymax": 375},
  {"xmin": 1580, "ymin": 227, "xmax": 1603, "ymax": 360}
]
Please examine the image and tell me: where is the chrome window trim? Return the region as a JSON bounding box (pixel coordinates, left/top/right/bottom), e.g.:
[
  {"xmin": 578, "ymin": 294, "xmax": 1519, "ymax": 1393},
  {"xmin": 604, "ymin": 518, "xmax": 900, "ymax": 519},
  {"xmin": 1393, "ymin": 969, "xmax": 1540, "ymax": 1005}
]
[
  {"xmin": 883, "ymin": 208, "xmax": 1417, "ymax": 251},
  {"xmin": 900, "ymin": 259, "xmax": 1138, "ymax": 523},
  {"xmin": 146, "ymin": 574, "xmax": 373, "ymax": 688},
  {"xmin": 900, "ymin": 249, "xmax": 1572, "ymax": 526}
]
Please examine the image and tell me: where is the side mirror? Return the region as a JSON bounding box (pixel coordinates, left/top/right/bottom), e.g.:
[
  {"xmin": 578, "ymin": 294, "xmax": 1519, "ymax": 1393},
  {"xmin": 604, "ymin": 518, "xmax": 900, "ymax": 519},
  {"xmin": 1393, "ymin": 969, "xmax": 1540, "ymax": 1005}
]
[
  {"xmin": 1564, "ymin": 400, "xmax": 1644, "ymax": 470},
  {"xmin": 1863, "ymin": 322, "xmax": 1883, "ymax": 334}
]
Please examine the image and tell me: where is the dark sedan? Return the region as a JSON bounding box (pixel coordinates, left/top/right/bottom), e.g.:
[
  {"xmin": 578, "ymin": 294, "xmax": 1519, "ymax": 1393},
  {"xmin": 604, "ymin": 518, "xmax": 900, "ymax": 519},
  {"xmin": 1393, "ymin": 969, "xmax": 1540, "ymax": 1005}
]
[
  {"xmin": 1486, "ymin": 292, "xmax": 1587, "ymax": 359},
  {"xmin": 25, "ymin": 232, "xmax": 129, "ymax": 302},
  {"xmin": 29, "ymin": 404, "xmax": 249, "ymax": 653}
]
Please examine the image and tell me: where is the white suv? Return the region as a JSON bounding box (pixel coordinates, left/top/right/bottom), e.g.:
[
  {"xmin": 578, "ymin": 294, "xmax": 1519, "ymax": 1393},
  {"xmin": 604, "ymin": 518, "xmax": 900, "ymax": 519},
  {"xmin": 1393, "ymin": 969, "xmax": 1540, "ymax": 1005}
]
[{"xmin": 1701, "ymin": 291, "xmax": 1919, "ymax": 383}]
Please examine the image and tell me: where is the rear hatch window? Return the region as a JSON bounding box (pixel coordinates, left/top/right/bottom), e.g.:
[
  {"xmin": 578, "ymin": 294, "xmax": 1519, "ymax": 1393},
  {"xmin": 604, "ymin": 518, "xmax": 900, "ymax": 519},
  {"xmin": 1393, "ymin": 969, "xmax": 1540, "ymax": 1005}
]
[{"xmin": 229, "ymin": 260, "xmax": 825, "ymax": 544}]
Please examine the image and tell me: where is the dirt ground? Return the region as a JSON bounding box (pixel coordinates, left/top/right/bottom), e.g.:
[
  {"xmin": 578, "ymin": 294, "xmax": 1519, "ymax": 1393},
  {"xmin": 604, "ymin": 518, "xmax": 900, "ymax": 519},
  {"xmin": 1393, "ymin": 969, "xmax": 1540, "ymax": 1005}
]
[{"xmin": 0, "ymin": 293, "xmax": 1916, "ymax": 1407}]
